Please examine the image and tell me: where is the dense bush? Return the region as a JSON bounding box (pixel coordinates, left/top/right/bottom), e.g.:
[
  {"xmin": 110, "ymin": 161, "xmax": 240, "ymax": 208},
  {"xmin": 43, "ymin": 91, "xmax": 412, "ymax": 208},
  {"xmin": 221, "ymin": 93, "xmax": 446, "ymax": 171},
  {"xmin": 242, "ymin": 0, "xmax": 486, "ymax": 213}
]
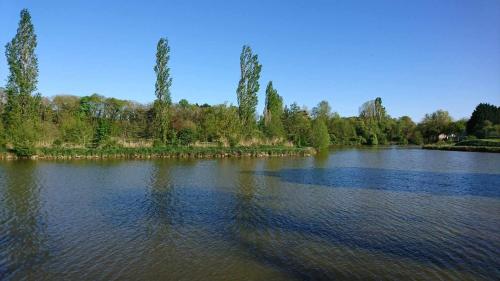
[
  {"xmin": 12, "ymin": 145, "xmax": 36, "ymax": 157},
  {"xmin": 310, "ymin": 119, "xmax": 330, "ymax": 150},
  {"xmin": 466, "ymin": 103, "xmax": 500, "ymax": 137}
]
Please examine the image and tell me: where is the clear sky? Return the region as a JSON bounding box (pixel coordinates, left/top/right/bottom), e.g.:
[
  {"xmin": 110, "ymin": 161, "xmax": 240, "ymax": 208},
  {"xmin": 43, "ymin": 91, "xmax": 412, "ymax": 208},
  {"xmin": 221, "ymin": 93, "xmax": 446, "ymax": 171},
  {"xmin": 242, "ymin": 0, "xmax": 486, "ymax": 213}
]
[{"xmin": 1, "ymin": 0, "xmax": 499, "ymax": 121}]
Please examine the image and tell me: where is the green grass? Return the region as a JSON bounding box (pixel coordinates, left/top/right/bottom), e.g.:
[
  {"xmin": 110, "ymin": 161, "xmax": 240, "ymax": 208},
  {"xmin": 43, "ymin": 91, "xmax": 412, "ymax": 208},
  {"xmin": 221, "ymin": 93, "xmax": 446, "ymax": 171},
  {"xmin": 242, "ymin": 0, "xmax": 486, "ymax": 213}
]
[
  {"xmin": 33, "ymin": 145, "xmax": 315, "ymax": 159},
  {"xmin": 455, "ymin": 139, "xmax": 500, "ymax": 147},
  {"xmin": 422, "ymin": 138, "xmax": 500, "ymax": 153},
  {"xmin": 422, "ymin": 144, "xmax": 500, "ymax": 153}
]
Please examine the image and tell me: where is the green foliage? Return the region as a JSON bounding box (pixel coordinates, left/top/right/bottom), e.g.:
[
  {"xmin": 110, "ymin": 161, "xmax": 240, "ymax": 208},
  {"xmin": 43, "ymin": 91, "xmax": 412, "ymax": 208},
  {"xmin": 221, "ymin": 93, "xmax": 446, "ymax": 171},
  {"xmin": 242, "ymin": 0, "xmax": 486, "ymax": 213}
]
[
  {"xmin": 178, "ymin": 127, "xmax": 196, "ymax": 145},
  {"xmin": 154, "ymin": 38, "xmax": 173, "ymax": 105},
  {"xmin": 52, "ymin": 139, "xmax": 62, "ymax": 147},
  {"xmin": 263, "ymin": 81, "xmax": 285, "ymax": 139},
  {"xmin": 423, "ymin": 143, "xmax": 500, "ymax": 153},
  {"xmin": 0, "ymin": 113, "xmax": 4, "ymax": 149},
  {"xmin": 92, "ymin": 119, "xmax": 111, "ymax": 147},
  {"xmin": 12, "ymin": 145, "xmax": 36, "ymax": 157},
  {"xmin": 152, "ymin": 37, "xmax": 172, "ymax": 144},
  {"xmin": 283, "ymin": 103, "xmax": 311, "ymax": 146},
  {"xmin": 0, "ymin": 116, "xmax": 5, "ymax": 148},
  {"xmin": 199, "ymin": 103, "xmax": 241, "ymax": 144},
  {"xmin": 237, "ymin": 45, "xmax": 262, "ymax": 134},
  {"xmin": 312, "ymin": 100, "xmax": 332, "ymax": 123},
  {"xmin": 5, "ymin": 9, "xmax": 38, "ymax": 97},
  {"xmin": 61, "ymin": 115, "xmax": 93, "ymax": 145},
  {"xmin": 367, "ymin": 133, "xmax": 378, "ymax": 145},
  {"xmin": 36, "ymin": 145, "xmax": 314, "ymax": 159},
  {"xmin": 410, "ymin": 130, "xmax": 424, "ymax": 145},
  {"xmin": 178, "ymin": 99, "xmax": 189, "ymax": 108},
  {"xmin": 3, "ymin": 9, "xmax": 40, "ymax": 147},
  {"xmin": 311, "ymin": 119, "xmax": 330, "ymax": 150},
  {"xmin": 227, "ymin": 135, "xmax": 239, "ymax": 147},
  {"xmin": 385, "ymin": 116, "xmax": 414, "ymax": 144},
  {"xmin": 6, "ymin": 109, "xmax": 39, "ymax": 149},
  {"xmin": 455, "ymin": 139, "xmax": 500, "ymax": 147},
  {"xmin": 474, "ymin": 120, "xmax": 499, "ymax": 139},
  {"xmin": 418, "ymin": 110, "xmax": 452, "ymax": 143},
  {"xmin": 359, "ymin": 97, "xmax": 386, "ymax": 122},
  {"xmin": 466, "ymin": 103, "xmax": 500, "ymax": 137},
  {"xmin": 328, "ymin": 115, "xmax": 358, "ymax": 145},
  {"xmin": 7, "ymin": 121, "xmax": 39, "ymax": 156}
]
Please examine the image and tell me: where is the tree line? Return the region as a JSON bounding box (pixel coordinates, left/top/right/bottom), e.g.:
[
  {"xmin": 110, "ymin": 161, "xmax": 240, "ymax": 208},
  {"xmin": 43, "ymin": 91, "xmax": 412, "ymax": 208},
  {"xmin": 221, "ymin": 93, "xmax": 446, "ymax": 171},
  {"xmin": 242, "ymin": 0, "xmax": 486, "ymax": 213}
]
[{"xmin": 1, "ymin": 9, "xmax": 498, "ymax": 153}]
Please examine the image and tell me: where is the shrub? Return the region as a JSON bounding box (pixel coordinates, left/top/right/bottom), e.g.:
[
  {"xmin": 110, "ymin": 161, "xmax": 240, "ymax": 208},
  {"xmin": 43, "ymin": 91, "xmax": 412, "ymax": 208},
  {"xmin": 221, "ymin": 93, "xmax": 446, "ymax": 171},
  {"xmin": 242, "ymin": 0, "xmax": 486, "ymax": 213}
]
[
  {"xmin": 178, "ymin": 128, "xmax": 196, "ymax": 146},
  {"xmin": 311, "ymin": 119, "xmax": 330, "ymax": 151},
  {"xmin": 153, "ymin": 139, "xmax": 165, "ymax": 148},
  {"xmin": 53, "ymin": 139, "xmax": 63, "ymax": 147},
  {"xmin": 12, "ymin": 145, "xmax": 36, "ymax": 157},
  {"xmin": 228, "ymin": 135, "xmax": 240, "ymax": 147},
  {"xmin": 367, "ymin": 133, "xmax": 378, "ymax": 145}
]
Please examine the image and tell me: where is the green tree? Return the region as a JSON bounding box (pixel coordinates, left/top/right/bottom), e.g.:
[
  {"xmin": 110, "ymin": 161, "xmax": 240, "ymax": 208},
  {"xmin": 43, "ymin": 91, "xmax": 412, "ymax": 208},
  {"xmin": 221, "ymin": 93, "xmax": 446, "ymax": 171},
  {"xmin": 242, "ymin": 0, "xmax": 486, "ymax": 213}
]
[
  {"xmin": 0, "ymin": 87, "xmax": 6, "ymax": 114},
  {"xmin": 398, "ymin": 116, "xmax": 416, "ymax": 143},
  {"xmin": 312, "ymin": 100, "xmax": 332, "ymax": 123},
  {"xmin": 178, "ymin": 127, "xmax": 196, "ymax": 145},
  {"xmin": 263, "ymin": 81, "xmax": 285, "ymax": 139},
  {"xmin": 61, "ymin": 114, "xmax": 93, "ymax": 145},
  {"xmin": 476, "ymin": 120, "xmax": 498, "ymax": 139},
  {"xmin": 449, "ymin": 118, "xmax": 467, "ymax": 139},
  {"xmin": 419, "ymin": 110, "xmax": 452, "ymax": 143},
  {"xmin": 358, "ymin": 97, "xmax": 389, "ymax": 145},
  {"xmin": 410, "ymin": 130, "xmax": 424, "ymax": 145},
  {"xmin": 359, "ymin": 97, "xmax": 386, "ymax": 122},
  {"xmin": 236, "ymin": 45, "xmax": 262, "ymax": 134},
  {"xmin": 92, "ymin": 119, "xmax": 111, "ymax": 147},
  {"xmin": 283, "ymin": 103, "xmax": 311, "ymax": 146},
  {"xmin": 329, "ymin": 114, "xmax": 358, "ymax": 145},
  {"xmin": 4, "ymin": 9, "xmax": 40, "ymax": 149},
  {"xmin": 311, "ymin": 118, "xmax": 330, "ymax": 150},
  {"xmin": 0, "ymin": 88, "xmax": 5, "ymax": 146},
  {"xmin": 178, "ymin": 99, "xmax": 189, "ymax": 108},
  {"xmin": 466, "ymin": 103, "xmax": 499, "ymax": 137},
  {"xmin": 199, "ymin": 103, "xmax": 241, "ymax": 146},
  {"xmin": 367, "ymin": 132, "xmax": 378, "ymax": 145},
  {"xmin": 152, "ymin": 37, "xmax": 173, "ymax": 144}
]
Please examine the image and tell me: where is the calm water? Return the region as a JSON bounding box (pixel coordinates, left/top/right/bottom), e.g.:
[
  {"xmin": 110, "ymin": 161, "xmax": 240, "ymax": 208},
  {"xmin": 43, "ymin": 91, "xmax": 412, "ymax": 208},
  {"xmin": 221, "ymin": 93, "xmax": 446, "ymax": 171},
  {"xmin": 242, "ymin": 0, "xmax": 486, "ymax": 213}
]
[{"xmin": 0, "ymin": 147, "xmax": 499, "ymax": 280}]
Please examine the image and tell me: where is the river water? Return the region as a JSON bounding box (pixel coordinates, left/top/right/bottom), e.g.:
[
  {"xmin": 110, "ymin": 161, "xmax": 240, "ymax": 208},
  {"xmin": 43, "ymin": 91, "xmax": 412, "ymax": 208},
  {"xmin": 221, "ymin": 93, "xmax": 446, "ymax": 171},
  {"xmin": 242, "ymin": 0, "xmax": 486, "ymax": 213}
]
[{"xmin": 0, "ymin": 147, "xmax": 499, "ymax": 280}]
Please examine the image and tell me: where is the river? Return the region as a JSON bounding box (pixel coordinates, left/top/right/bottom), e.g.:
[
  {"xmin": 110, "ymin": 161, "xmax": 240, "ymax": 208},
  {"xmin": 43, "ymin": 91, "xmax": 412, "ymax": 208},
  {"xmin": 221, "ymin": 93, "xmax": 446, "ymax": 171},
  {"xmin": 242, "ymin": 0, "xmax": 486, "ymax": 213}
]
[{"xmin": 0, "ymin": 147, "xmax": 499, "ymax": 280}]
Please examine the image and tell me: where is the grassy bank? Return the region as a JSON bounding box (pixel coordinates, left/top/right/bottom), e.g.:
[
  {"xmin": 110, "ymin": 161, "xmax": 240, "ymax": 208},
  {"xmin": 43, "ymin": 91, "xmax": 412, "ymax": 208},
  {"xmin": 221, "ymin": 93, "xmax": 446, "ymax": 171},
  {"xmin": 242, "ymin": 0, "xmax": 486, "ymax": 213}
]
[
  {"xmin": 0, "ymin": 146, "xmax": 315, "ymax": 160},
  {"xmin": 422, "ymin": 139, "xmax": 500, "ymax": 153},
  {"xmin": 455, "ymin": 139, "xmax": 500, "ymax": 147}
]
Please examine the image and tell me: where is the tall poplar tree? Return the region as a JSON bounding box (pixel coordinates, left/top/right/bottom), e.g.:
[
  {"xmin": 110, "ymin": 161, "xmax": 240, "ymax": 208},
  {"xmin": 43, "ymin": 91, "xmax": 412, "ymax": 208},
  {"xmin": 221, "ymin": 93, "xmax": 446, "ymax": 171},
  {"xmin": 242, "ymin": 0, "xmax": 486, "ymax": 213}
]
[
  {"xmin": 4, "ymin": 9, "xmax": 40, "ymax": 147},
  {"xmin": 152, "ymin": 37, "xmax": 172, "ymax": 144},
  {"xmin": 236, "ymin": 45, "xmax": 261, "ymax": 134},
  {"xmin": 263, "ymin": 81, "xmax": 285, "ymax": 138}
]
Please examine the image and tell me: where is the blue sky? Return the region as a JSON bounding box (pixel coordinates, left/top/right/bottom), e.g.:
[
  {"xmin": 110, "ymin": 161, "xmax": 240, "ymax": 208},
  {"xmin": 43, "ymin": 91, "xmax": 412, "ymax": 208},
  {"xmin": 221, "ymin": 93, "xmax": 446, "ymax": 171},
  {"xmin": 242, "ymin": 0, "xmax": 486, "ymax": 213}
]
[{"xmin": 1, "ymin": 0, "xmax": 499, "ymax": 121}]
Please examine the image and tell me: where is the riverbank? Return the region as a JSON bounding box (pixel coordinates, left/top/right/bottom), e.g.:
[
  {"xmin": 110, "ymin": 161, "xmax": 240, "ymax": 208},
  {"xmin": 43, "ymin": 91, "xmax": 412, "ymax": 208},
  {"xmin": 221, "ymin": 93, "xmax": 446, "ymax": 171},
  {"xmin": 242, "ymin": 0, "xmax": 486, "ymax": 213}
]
[
  {"xmin": 0, "ymin": 146, "xmax": 315, "ymax": 160},
  {"xmin": 422, "ymin": 145, "xmax": 500, "ymax": 153},
  {"xmin": 422, "ymin": 138, "xmax": 500, "ymax": 153}
]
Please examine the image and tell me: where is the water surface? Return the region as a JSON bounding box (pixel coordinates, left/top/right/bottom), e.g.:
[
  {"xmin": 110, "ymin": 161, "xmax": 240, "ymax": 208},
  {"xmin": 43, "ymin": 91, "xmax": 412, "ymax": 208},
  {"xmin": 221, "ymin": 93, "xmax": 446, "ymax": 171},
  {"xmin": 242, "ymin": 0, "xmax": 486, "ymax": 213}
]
[{"xmin": 0, "ymin": 147, "xmax": 499, "ymax": 280}]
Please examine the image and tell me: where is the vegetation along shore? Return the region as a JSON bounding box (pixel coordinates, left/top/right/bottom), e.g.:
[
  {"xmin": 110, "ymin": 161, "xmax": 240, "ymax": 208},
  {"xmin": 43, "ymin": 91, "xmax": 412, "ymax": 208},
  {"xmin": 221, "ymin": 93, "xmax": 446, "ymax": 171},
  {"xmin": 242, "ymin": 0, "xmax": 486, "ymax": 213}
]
[
  {"xmin": 422, "ymin": 139, "xmax": 500, "ymax": 153},
  {"xmin": 1, "ymin": 9, "xmax": 499, "ymax": 159},
  {"xmin": 0, "ymin": 146, "xmax": 314, "ymax": 160}
]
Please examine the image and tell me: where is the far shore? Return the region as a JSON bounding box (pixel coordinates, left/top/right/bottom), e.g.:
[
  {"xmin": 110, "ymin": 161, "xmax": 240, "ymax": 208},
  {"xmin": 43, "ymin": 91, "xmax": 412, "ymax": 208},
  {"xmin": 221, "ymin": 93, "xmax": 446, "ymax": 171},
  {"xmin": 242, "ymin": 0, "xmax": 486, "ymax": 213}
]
[
  {"xmin": 3, "ymin": 141, "xmax": 500, "ymax": 161},
  {"xmin": 422, "ymin": 145, "xmax": 500, "ymax": 153},
  {"xmin": 422, "ymin": 139, "xmax": 500, "ymax": 153},
  {"xmin": 0, "ymin": 146, "xmax": 316, "ymax": 160}
]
